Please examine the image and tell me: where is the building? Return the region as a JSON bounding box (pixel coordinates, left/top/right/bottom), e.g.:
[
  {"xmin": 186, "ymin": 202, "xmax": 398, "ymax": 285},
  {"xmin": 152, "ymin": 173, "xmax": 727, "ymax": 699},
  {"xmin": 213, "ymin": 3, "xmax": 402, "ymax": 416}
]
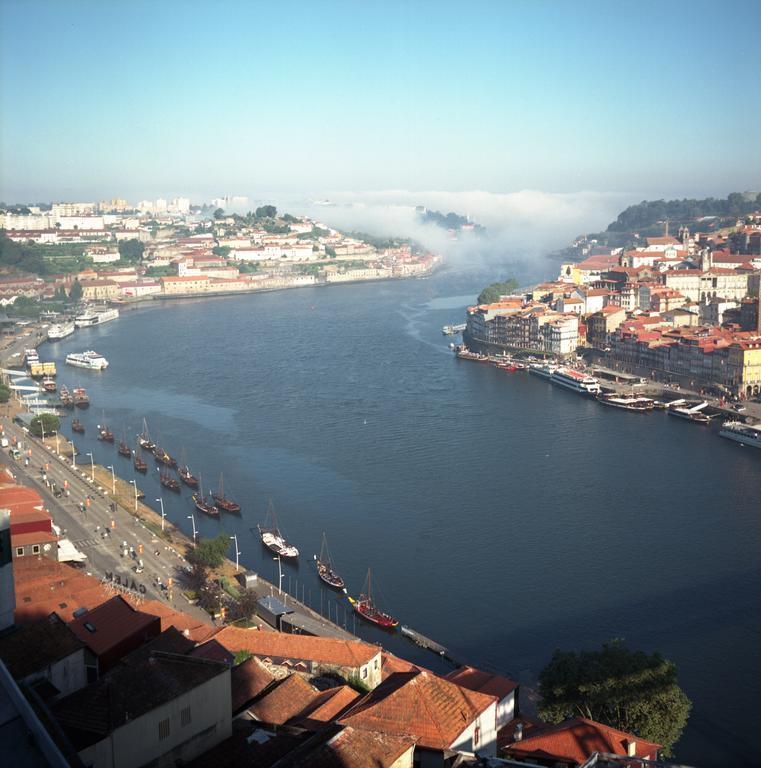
[
  {"xmin": 0, "ymin": 485, "xmax": 59, "ymax": 560},
  {"xmin": 52, "ymin": 653, "xmax": 231, "ymax": 768},
  {"xmin": 444, "ymin": 666, "xmax": 518, "ymax": 731},
  {"xmin": 586, "ymin": 306, "xmax": 627, "ymax": 349},
  {"xmin": 501, "ymin": 717, "xmax": 661, "ymax": 767},
  {"xmin": 79, "ymin": 279, "xmax": 120, "ymax": 301},
  {"xmin": 160, "ymin": 275, "xmax": 210, "ymax": 294}
]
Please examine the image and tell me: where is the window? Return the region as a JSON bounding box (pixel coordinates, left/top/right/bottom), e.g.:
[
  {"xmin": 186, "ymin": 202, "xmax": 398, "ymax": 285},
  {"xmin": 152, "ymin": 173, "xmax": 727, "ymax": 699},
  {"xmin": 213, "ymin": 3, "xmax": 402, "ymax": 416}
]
[
  {"xmin": 32, "ymin": 544, "xmax": 40, "ymax": 554},
  {"xmin": 158, "ymin": 718, "xmax": 170, "ymax": 740},
  {"xmin": 361, "ymin": 666, "xmax": 367, "ymax": 679},
  {"xmin": 180, "ymin": 706, "xmax": 191, "ymax": 727},
  {"xmin": 16, "ymin": 547, "xmax": 24, "ymax": 557}
]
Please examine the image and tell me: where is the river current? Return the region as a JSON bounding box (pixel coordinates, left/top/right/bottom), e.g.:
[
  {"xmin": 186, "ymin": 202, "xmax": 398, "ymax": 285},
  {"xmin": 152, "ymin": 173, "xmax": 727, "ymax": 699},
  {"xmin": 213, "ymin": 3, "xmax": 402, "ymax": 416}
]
[{"xmin": 45, "ymin": 268, "xmax": 761, "ymax": 766}]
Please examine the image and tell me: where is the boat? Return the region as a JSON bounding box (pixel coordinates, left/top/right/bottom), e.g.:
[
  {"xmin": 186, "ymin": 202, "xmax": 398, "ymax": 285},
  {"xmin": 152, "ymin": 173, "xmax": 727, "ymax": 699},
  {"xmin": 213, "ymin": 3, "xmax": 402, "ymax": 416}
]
[
  {"xmin": 192, "ymin": 476, "xmax": 219, "ymax": 517},
  {"xmin": 178, "ymin": 464, "xmax": 199, "ymax": 489},
  {"xmin": 42, "ymin": 376, "xmax": 57, "ymax": 393},
  {"xmin": 314, "ymin": 533, "xmax": 345, "ymax": 589},
  {"xmin": 137, "ymin": 418, "xmax": 155, "ymax": 451},
  {"xmin": 257, "ymin": 502, "xmax": 298, "ymax": 557},
  {"xmin": 24, "ymin": 348, "xmax": 39, "ymax": 367},
  {"xmin": 442, "ymin": 323, "xmax": 467, "ymax": 335},
  {"xmin": 47, "ymin": 321, "xmax": 75, "ymax": 340},
  {"xmin": 72, "ymin": 387, "xmax": 90, "ymax": 408},
  {"xmin": 455, "ymin": 346, "xmax": 489, "ymax": 362},
  {"xmin": 719, "ymin": 420, "xmax": 761, "ymax": 449},
  {"xmin": 159, "ymin": 467, "xmax": 181, "ymax": 493},
  {"xmin": 528, "ymin": 362, "xmax": 559, "ymax": 380},
  {"xmin": 71, "ymin": 419, "xmax": 85, "ymax": 433},
  {"xmin": 667, "ymin": 400, "xmax": 710, "ymax": 424},
  {"xmin": 133, "ymin": 445, "xmax": 148, "ymax": 473},
  {"xmin": 348, "ymin": 569, "xmax": 398, "ymax": 629},
  {"xmin": 65, "ymin": 351, "xmax": 109, "ymax": 370},
  {"xmin": 212, "ymin": 472, "xmax": 240, "ymax": 514},
  {"xmin": 97, "ymin": 424, "xmax": 114, "ymax": 442},
  {"xmin": 59, "ymin": 386, "xmax": 74, "ymax": 409},
  {"xmin": 117, "ymin": 436, "xmax": 132, "ymax": 458},
  {"xmin": 550, "ymin": 367, "xmax": 601, "ymax": 395},
  {"xmin": 153, "ymin": 445, "xmax": 177, "ymax": 468},
  {"xmin": 597, "ymin": 393, "xmax": 654, "ymax": 411},
  {"xmin": 74, "ymin": 307, "xmax": 120, "ymax": 328}
]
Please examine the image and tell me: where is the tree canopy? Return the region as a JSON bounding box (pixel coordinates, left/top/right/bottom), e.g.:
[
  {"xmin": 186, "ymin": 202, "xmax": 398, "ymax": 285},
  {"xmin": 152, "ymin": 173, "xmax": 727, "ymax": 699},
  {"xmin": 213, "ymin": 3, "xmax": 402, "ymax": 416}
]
[
  {"xmin": 117, "ymin": 238, "xmax": 145, "ymax": 262},
  {"xmin": 538, "ymin": 640, "xmax": 691, "ymax": 756},
  {"xmin": 0, "ymin": 383, "xmax": 11, "ymax": 404},
  {"xmin": 30, "ymin": 413, "xmax": 61, "ymax": 438},
  {"xmin": 254, "ymin": 204, "xmax": 277, "ymax": 219},
  {"xmin": 68, "ymin": 279, "xmax": 83, "ymax": 303},
  {"xmin": 187, "ymin": 532, "xmax": 231, "ymax": 569},
  {"xmin": 477, "ymin": 278, "xmax": 519, "ymax": 305}
]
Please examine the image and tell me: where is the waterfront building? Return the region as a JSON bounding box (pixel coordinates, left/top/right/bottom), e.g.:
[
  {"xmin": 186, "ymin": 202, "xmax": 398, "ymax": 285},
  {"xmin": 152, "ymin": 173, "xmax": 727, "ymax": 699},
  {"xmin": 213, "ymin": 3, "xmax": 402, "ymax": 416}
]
[
  {"xmin": 586, "ymin": 305, "xmax": 627, "ymax": 349},
  {"xmin": 80, "ymin": 279, "xmax": 120, "ymax": 301},
  {"xmin": 160, "ymin": 275, "xmax": 211, "ymax": 294}
]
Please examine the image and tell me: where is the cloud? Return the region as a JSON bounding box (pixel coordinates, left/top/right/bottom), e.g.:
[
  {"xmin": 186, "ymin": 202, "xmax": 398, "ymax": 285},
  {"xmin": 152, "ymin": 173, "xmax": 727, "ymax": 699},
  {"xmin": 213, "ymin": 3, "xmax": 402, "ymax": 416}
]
[{"xmin": 286, "ymin": 189, "xmax": 630, "ymax": 278}]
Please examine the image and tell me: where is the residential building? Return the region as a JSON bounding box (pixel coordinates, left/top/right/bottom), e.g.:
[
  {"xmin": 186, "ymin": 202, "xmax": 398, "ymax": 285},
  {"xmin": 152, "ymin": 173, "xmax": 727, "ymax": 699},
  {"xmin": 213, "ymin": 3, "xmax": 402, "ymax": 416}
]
[
  {"xmin": 444, "ymin": 666, "xmax": 518, "ymax": 730},
  {"xmin": 0, "ymin": 485, "xmax": 59, "ymax": 559},
  {"xmin": 160, "ymin": 275, "xmax": 210, "ymax": 294},
  {"xmin": 586, "ymin": 306, "xmax": 626, "ymax": 348},
  {"xmin": 79, "ymin": 279, "xmax": 120, "ymax": 301}
]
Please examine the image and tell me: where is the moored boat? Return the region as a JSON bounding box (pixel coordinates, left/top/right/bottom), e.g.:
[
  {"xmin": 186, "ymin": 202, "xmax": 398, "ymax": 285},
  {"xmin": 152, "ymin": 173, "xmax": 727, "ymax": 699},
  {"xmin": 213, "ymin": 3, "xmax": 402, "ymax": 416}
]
[
  {"xmin": 597, "ymin": 393, "xmax": 654, "ymax": 411},
  {"xmin": 97, "ymin": 423, "xmax": 114, "ymax": 442},
  {"xmin": 192, "ymin": 475, "xmax": 219, "ymax": 517},
  {"xmin": 133, "ymin": 446, "xmax": 148, "ymax": 473},
  {"xmin": 47, "ymin": 321, "xmax": 75, "ymax": 340},
  {"xmin": 118, "ymin": 440, "xmax": 132, "ymax": 458},
  {"xmin": 719, "ymin": 420, "xmax": 761, "ymax": 449},
  {"xmin": 178, "ymin": 465, "xmax": 199, "ymax": 489},
  {"xmin": 65, "ymin": 351, "xmax": 109, "ymax": 370},
  {"xmin": 314, "ymin": 532, "xmax": 345, "ymax": 589},
  {"xmin": 550, "ymin": 367, "xmax": 601, "ymax": 395},
  {"xmin": 72, "ymin": 387, "xmax": 90, "ymax": 408},
  {"xmin": 348, "ymin": 569, "xmax": 398, "ymax": 629},
  {"xmin": 59, "ymin": 385, "xmax": 74, "ymax": 409},
  {"xmin": 257, "ymin": 502, "xmax": 298, "ymax": 557},
  {"xmin": 138, "ymin": 418, "xmax": 155, "ymax": 451},
  {"xmin": 42, "ymin": 376, "xmax": 57, "ymax": 393},
  {"xmin": 159, "ymin": 467, "xmax": 181, "ymax": 492},
  {"xmin": 212, "ymin": 473, "xmax": 240, "ymax": 514},
  {"xmin": 528, "ymin": 362, "xmax": 559, "ymax": 380},
  {"xmin": 667, "ymin": 400, "xmax": 710, "ymax": 424},
  {"xmin": 71, "ymin": 419, "xmax": 85, "ymax": 433}
]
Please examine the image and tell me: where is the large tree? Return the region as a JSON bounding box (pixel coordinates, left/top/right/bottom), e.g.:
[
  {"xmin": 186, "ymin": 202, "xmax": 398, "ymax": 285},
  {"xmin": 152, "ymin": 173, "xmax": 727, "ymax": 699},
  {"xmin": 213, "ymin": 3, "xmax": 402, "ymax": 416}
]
[
  {"xmin": 30, "ymin": 413, "xmax": 61, "ymax": 438},
  {"xmin": 538, "ymin": 640, "xmax": 691, "ymax": 756},
  {"xmin": 118, "ymin": 238, "xmax": 145, "ymax": 262},
  {"xmin": 477, "ymin": 278, "xmax": 519, "ymax": 305},
  {"xmin": 187, "ymin": 532, "xmax": 231, "ymax": 569}
]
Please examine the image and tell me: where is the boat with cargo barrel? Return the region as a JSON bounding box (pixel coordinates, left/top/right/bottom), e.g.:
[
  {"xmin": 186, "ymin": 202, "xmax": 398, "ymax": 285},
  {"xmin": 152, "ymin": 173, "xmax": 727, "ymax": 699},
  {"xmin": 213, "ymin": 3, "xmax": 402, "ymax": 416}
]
[
  {"xmin": 97, "ymin": 424, "xmax": 114, "ymax": 442},
  {"xmin": 178, "ymin": 464, "xmax": 199, "ymax": 489},
  {"xmin": 257, "ymin": 502, "xmax": 298, "ymax": 558},
  {"xmin": 719, "ymin": 420, "xmax": 761, "ymax": 449},
  {"xmin": 66, "ymin": 351, "xmax": 108, "ymax": 370},
  {"xmin": 212, "ymin": 473, "xmax": 240, "ymax": 514},
  {"xmin": 153, "ymin": 445, "xmax": 177, "ymax": 468},
  {"xmin": 133, "ymin": 445, "xmax": 148, "ymax": 473},
  {"xmin": 59, "ymin": 385, "xmax": 73, "ymax": 409},
  {"xmin": 159, "ymin": 467, "xmax": 181, "ymax": 493},
  {"xmin": 138, "ymin": 418, "xmax": 155, "ymax": 451},
  {"xmin": 192, "ymin": 482, "xmax": 219, "ymax": 517},
  {"xmin": 314, "ymin": 532, "xmax": 345, "ymax": 589},
  {"xmin": 348, "ymin": 569, "xmax": 398, "ymax": 629}
]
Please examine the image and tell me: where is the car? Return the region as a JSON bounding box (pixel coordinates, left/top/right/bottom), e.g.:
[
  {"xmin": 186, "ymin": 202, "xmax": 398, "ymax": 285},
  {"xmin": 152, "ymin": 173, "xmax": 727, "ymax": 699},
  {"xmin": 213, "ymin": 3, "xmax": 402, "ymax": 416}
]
[{"xmin": 734, "ymin": 405, "xmax": 747, "ymax": 413}]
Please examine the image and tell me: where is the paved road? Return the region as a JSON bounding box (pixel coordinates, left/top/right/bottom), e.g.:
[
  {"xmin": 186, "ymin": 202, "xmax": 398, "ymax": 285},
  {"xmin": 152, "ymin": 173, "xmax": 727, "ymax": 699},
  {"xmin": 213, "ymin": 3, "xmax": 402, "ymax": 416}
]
[{"xmin": 2, "ymin": 416, "xmax": 211, "ymax": 622}]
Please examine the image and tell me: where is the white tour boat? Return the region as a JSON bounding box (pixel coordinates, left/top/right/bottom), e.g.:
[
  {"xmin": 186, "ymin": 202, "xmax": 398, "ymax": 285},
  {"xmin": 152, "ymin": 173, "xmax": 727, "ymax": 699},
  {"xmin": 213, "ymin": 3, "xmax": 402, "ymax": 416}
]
[
  {"xmin": 65, "ymin": 351, "xmax": 109, "ymax": 370},
  {"xmin": 719, "ymin": 420, "xmax": 761, "ymax": 449}
]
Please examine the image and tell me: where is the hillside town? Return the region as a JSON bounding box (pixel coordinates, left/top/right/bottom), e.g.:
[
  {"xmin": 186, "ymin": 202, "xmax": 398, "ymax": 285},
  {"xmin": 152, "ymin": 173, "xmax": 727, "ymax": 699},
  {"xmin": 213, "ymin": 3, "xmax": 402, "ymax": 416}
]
[
  {"xmin": 464, "ymin": 213, "xmax": 761, "ymax": 400},
  {"xmin": 0, "ymin": 198, "xmax": 438, "ymax": 305}
]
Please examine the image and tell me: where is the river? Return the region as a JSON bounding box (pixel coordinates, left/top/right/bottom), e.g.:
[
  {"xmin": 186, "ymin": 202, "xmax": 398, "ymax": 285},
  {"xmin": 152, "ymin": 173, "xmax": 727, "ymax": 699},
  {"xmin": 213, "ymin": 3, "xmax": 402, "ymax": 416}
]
[{"xmin": 43, "ymin": 268, "xmax": 761, "ymax": 766}]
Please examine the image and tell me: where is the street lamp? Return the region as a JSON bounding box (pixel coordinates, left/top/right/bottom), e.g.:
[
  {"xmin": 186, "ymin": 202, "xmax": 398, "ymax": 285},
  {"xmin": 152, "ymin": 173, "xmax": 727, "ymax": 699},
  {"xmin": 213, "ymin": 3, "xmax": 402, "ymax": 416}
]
[
  {"xmin": 230, "ymin": 534, "xmax": 241, "ymax": 572},
  {"xmin": 106, "ymin": 465, "xmax": 115, "ymax": 495},
  {"xmin": 52, "ymin": 430, "xmax": 59, "ymax": 454},
  {"xmin": 71, "ymin": 438, "xmax": 76, "ymax": 468},
  {"xmin": 273, "ymin": 555, "xmax": 283, "ymax": 595},
  {"xmin": 85, "ymin": 451, "xmax": 94, "ymax": 482},
  {"xmin": 128, "ymin": 479, "xmax": 138, "ymax": 512},
  {"xmin": 187, "ymin": 513, "xmax": 197, "ymax": 546},
  {"xmin": 156, "ymin": 497, "xmax": 165, "ymax": 531}
]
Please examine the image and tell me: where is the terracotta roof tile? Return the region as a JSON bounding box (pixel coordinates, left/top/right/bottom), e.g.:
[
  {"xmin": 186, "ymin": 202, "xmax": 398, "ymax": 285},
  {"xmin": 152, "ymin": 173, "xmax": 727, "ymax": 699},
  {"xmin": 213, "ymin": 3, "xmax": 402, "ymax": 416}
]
[
  {"xmin": 444, "ymin": 665, "xmax": 518, "ymax": 700},
  {"xmin": 231, "ymin": 656, "xmax": 275, "ymax": 712},
  {"xmin": 247, "ymin": 673, "xmax": 320, "ymax": 725},
  {"xmin": 290, "ymin": 685, "xmax": 361, "ymax": 729}
]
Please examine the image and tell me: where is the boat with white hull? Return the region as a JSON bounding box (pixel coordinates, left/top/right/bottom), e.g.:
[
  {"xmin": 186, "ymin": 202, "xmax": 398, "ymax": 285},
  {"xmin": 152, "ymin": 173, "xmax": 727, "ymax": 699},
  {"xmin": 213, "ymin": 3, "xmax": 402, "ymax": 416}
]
[
  {"xmin": 528, "ymin": 363, "xmax": 559, "ymax": 380},
  {"xmin": 597, "ymin": 394, "xmax": 654, "ymax": 411},
  {"xmin": 550, "ymin": 367, "xmax": 601, "ymax": 395},
  {"xmin": 74, "ymin": 308, "xmax": 119, "ymax": 328},
  {"xmin": 47, "ymin": 321, "xmax": 75, "ymax": 340},
  {"xmin": 667, "ymin": 400, "xmax": 710, "ymax": 424},
  {"xmin": 719, "ymin": 420, "xmax": 761, "ymax": 449},
  {"xmin": 65, "ymin": 351, "xmax": 109, "ymax": 370}
]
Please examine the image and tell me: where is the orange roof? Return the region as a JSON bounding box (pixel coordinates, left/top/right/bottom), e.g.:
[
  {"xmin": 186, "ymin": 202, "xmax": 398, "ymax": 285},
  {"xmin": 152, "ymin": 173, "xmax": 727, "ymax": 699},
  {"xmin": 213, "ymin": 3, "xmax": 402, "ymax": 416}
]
[
  {"xmin": 213, "ymin": 625, "xmax": 380, "ymax": 668},
  {"xmin": 291, "ymin": 685, "xmax": 361, "ymax": 728},
  {"xmin": 247, "ymin": 673, "xmax": 319, "ymax": 725},
  {"xmin": 339, "ymin": 669, "xmax": 496, "ymax": 750},
  {"xmin": 646, "ymin": 236, "xmax": 679, "ymax": 246},
  {"xmin": 503, "ymin": 716, "xmax": 661, "ymax": 764},
  {"xmin": 444, "ymin": 665, "xmax": 518, "ymax": 700},
  {"xmin": 12, "ymin": 530, "xmax": 58, "ymax": 547},
  {"xmin": 69, "ymin": 595, "xmax": 160, "ymax": 656},
  {"xmin": 231, "ymin": 656, "xmax": 275, "ymax": 712}
]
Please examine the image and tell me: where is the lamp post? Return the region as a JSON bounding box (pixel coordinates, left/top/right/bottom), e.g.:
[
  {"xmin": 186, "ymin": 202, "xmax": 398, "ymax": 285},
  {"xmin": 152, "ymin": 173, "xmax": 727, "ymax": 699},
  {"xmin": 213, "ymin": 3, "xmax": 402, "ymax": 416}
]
[
  {"xmin": 230, "ymin": 534, "xmax": 241, "ymax": 572},
  {"xmin": 85, "ymin": 451, "xmax": 94, "ymax": 482},
  {"xmin": 273, "ymin": 555, "xmax": 283, "ymax": 595},
  {"xmin": 106, "ymin": 465, "xmax": 115, "ymax": 495},
  {"xmin": 71, "ymin": 438, "xmax": 76, "ymax": 469},
  {"xmin": 128, "ymin": 479, "xmax": 137, "ymax": 512},
  {"xmin": 52, "ymin": 430, "xmax": 60, "ymax": 454},
  {"xmin": 156, "ymin": 497, "xmax": 165, "ymax": 531},
  {"xmin": 187, "ymin": 513, "xmax": 197, "ymax": 547}
]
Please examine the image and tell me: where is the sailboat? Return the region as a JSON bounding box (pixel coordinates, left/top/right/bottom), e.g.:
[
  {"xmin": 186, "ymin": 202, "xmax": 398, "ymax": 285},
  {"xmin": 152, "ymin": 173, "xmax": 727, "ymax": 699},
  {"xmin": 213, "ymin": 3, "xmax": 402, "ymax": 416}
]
[
  {"xmin": 212, "ymin": 472, "xmax": 240, "ymax": 514},
  {"xmin": 314, "ymin": 532, "xmax": 345, "ymax": 589},
  {"xmin": 257, "ymin": 501, "xmax": 298, "ymax": 558},
  {"xmin": 117, "ymin": 428, "xmax": 132, "ymax": 457},
  {"xmin": 348, "ymin": 569, "xmax": 398, "ymax": 629},
  {"xmin": 133, "ymin": 444, "xmax": 148, "ymax": 473},
  {"xmin": 97, "ymin": 416, "xmax": 114, "ymax": 443},
  {"xmin": 138, "ymin": 418, "xmax": 155, "ymax": 451},
  {"xmin": 152, "ymin": 432, "xmax": 177, "ymax": 467},
  {"xmin": 177, "ymin": 449, "xmax": 199, "ymax": 489},
  {"xmin": 158, "ymin": 466, "xmax": 180, "ymax": 493},
  {"xmin": 192, "ymin": 475, "xmax": 219, "ymax": 518}
]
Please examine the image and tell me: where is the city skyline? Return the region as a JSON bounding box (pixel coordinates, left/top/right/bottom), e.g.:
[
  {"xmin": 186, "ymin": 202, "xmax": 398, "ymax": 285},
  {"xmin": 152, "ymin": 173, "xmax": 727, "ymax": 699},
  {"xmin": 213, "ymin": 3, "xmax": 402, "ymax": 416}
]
[{"xmin": 1, "ymin": 0, "xmax": 760, "ymax": 205}]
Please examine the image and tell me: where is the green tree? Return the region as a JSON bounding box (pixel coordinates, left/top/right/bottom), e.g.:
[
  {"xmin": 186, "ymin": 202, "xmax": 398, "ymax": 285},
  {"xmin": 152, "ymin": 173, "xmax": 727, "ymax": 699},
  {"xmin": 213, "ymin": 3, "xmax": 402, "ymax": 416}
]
[
  {"xmin": 30, "ymin": 413, "xmax": 61, "ymax": 438},
  {"xmin": 212, "ymin": 245, "xmax": 231, "ymax": 257},
  {"xmin": 255, "ymin": 204, "xmax": 277, "ymax": 219},
  {"xmin": 213, "ymin": 208, "xmax": 225, "ymax": 220},
  {"xmin": 53, "ymin": 285, "xmax": 68, "ymax": 301},
  {"xmin": 229, "ymin": 588, "xmax": 259, "ymax": 621},
  {"xmin": 118, "ymin": 238, "xmax": 145, "ymax": 262},
  {"xmin": 0, "ymin": 383, "xmax": 11, "ymax": 403},
  {"xmin": 187, "ymin": 532, "xmax": 231, "ymax": 569},
  {"xmin": 477, "ymin": 278, "xmax": 519, "ymax": 304},
  {"xmin": 538, "ymin": 640, "xmax": 691, "ymax": 756},
  {"xmin": 68, "ymin": 279, "xmax": 83, "ymax": 303}
]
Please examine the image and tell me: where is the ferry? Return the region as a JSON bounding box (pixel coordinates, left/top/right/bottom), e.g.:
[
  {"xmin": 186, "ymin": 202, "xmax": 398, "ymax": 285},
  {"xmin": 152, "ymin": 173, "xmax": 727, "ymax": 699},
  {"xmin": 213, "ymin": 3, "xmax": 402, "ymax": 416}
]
[
  {"xmin": 42, "ymin": 376, "xmax": 57, "ymax": 393},
  {"xmin": 597, "ymin": 393, "xmax": 654, "ymax": 411},
  {"xmin": 74, "ymin": 308, "xmax": 120, "ymax": 328},
  {"xmin": 719, "ymin": 420, "xmax": 761, "ymax": 449},
  {"xmin": 442, "ymin": 323, "xmax": 467, "ymax": 335},
  {"xmin": 24, "ymin": 348, "xmax": 39, "ymax": 367},
  {"xmin": 66, "ymin": 351, "xmax": 109, "ymax": 370},
  {"xmin": 529, "ymin": 363, "xmax": 559, "ymax": 380},
  {"xmin": 47, "ymin": 321, "xmax": 75, "ymax": 341},
  {"xmin": 667, "ymin": 400, "xmax": 710, "ymax": 424},
  {"xmin": 550, "ymin": 367, "xmax": 601, "ymax": 395}
]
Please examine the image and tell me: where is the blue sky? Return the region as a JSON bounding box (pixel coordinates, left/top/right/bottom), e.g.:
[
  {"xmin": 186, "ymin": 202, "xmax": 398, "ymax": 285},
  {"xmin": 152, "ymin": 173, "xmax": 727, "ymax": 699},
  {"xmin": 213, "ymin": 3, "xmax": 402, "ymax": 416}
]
[{"xmin": 1, "ymin": 0, "xmax": 760, "ymax": 204}]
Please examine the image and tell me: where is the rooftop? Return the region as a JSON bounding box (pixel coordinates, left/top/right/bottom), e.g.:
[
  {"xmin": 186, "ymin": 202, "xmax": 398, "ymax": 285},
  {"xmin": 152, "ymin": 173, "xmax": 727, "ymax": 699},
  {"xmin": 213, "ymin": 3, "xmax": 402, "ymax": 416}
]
[{"xmin": 444, "ymin": 665, "xmax": 518, "ymax": 700}]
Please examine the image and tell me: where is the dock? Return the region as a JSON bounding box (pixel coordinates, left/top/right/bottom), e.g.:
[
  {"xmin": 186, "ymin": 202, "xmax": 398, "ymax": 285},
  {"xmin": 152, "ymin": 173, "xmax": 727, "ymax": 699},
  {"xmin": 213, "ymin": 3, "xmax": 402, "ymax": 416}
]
[{"xmin": 400, "ymin": 624, "xmax": 466, "ymax": 666}]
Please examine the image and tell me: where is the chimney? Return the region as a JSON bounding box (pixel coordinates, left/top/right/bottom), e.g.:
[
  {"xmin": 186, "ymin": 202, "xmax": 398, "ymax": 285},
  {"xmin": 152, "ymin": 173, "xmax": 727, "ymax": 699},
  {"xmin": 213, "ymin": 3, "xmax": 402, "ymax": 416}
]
[
  {"xmin": 514, "ymin": 723, "xmax": 524, "ymax": 742},
  {"xmin": 625, "ymin": 739, "xmax": 637, "ymax": 757}
]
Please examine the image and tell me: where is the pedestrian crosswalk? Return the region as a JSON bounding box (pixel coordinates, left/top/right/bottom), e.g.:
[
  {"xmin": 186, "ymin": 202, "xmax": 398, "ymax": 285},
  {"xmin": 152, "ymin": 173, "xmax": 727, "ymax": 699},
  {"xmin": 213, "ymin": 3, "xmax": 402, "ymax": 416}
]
[{"xmin": 73, "ymin": 537, "xmax": 101, "ymax": 549}]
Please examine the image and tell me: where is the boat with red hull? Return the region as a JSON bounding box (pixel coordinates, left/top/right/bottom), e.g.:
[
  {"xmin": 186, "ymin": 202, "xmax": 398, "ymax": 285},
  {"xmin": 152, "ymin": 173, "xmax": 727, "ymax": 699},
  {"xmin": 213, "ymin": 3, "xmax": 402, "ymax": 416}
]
[
  {"xmin": 192, "ymin": 476, "xmax": 219, "ymax": 517},
  {"xmin": 212, "ymin": 473, "xmax": 240, "ymax": 514},
  {"xmin": 348, "ymin": 569, "xmax": 398, "ymax": 629},
  {"xmin": 178, "ymin": 465, "xmax": 199, "ymax": 488},
  {"xmin": 71, "ymin": 419, "xmax": 85, "ymax": 434}
]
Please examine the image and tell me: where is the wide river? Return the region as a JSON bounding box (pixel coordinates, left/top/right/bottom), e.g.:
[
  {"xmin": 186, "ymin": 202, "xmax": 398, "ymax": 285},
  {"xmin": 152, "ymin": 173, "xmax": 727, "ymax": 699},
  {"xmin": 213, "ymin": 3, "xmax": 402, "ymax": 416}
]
[{"xmin": 45, "ymin": 268, "xmax": 760, "ymax": 766}]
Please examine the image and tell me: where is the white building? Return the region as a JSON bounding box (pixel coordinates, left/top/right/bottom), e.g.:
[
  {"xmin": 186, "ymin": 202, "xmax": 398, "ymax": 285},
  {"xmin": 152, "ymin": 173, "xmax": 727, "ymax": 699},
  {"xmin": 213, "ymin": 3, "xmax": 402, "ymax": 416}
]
[
  {"xmin": 51, "ymin": 202, "xmax": 96, "ymax": 217},
  {"xmin": 543, "ymin": 315, "xmax": 579, "ymax": 355}
]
